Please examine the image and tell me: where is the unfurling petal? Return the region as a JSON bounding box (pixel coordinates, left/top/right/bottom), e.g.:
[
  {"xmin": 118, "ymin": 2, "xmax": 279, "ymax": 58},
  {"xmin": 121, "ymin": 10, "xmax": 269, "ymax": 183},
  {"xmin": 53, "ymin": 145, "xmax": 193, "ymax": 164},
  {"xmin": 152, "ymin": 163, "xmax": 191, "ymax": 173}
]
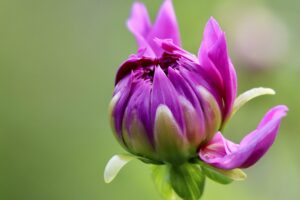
[
  {"xmin": 127, "ymin": 0, "xmax": 180, "ymax": 57},
  {"xmin": 127, "ymin": 2, "xmax": 151, "ymax": 40},
  {"xmin": 198, "ymin": 17, "xmax": 237, "ymax": 123},
  {"xmin": 147, "ymin": 0, "xmax": 181, "ymax": 55},
  {"xmin": 127, "ymin": 2, "xmax": 154, "ymax": 56},
  {"xmin": 199, "ymin": 105, "xmax": 288, "ymax": 169}
]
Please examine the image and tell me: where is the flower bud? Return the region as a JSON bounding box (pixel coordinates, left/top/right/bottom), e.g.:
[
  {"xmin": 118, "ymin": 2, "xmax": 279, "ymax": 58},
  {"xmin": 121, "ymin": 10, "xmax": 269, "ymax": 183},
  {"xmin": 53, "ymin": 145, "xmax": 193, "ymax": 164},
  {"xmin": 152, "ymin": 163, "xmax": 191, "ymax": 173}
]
[
  {"xmin": 106, "ymin": 1, "xmax": 288, "ymax": 199},
  {"xmin": 109, "ymin": 0, "xmax": 287, "ymax": 168},
  {"xmin": 110, "ymin": 43, "xmax": 227, "ymax": 164}
]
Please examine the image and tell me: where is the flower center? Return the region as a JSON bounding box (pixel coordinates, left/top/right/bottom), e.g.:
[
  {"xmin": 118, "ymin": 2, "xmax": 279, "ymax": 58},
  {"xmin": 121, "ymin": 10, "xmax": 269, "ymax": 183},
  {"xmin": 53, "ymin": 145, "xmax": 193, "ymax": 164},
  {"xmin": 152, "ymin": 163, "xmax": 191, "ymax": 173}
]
[{"xmin": 115, "ymin": 53, "xmax": 179, "ymax": 84}]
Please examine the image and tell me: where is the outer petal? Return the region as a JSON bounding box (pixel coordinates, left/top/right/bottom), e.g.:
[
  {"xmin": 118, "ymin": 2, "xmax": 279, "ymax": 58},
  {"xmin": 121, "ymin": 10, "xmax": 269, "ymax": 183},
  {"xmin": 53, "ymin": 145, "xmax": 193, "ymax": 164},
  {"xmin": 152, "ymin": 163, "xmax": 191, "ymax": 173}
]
[
  {"xmin": 208, "ymin": 33, "xmax": 237, "ymax": 120},
  {"xmin": 123, "ymin": 80, "xmax": 153, "ymax": 138},
  {"xmin": 197, "ymin": 86, "xmax": 222, "ymax": 142},
  {"xmin": 154, "ymin": 105, "xmax": 188, "ymax": 164},
  {"xmin": 198, "ymin": 17, "xmax": 237, "ymax": 122},
  {"xmin": 151, "ymin": 66, "xmax": 184, "ymax": 132},
  {"xmin": 198, "ymin": 17, "xmax": 224, "ymax": 95},
  {"xmin": 127, "ymin": 2, "xmax": 155, "ymax": 56},
  {"xmin": 122, "ymin": 80, "xmax": 155, "ymax": 159},
  {"xmin": 167, "ymin": 67, "xmax": 204, "ymax": 122},
  {"xmin": 147, "ymin": 0, "xmax": 181, "ymax": 56},
  {"xmin": 199, "ymin": 105, "xmax": 288, "ymax": 169},
  {"xmin": 168, "ymin": 67, "xmax": 206, "ymax": 146},
  {"xmin": 112, "ymin": 75, "xmax": 133, "ymax": 138}
]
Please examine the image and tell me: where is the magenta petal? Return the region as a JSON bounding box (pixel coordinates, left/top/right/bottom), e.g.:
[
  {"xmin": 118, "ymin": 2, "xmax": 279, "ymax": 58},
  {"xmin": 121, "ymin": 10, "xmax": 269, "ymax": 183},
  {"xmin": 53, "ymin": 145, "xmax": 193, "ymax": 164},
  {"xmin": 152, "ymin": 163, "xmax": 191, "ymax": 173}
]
[
  {"xmin": 208, "ymin": 33, "xmax": 237, "ymax": 118},
  {"xmin": 198, "ymin": 18, "xmax": 223, "ymax": 90},
  {"xmin": 198, "ymin": 17, "xmax": 237, "ymax": 121},
  {"xmin": 127, "ymin": 2, "xmax": 151, "ymax": 39},
  {"xmin": 113, "ymin": 74, "xmax": 134, "ymax": 137},
  {"xmin": 199, "ymin": 105, "xmax": 288, "ymax": 169},
  {"xmin": 151, "ymin": 66, "xmax": 184, "ymax": 133},
  {"xmin": 127, "ymin": 2, "xmax": 154, "ymax": 56},
  {"xmin": 168, "ymin": 68, "xmax": 206, "ymax": 135},
  {"xmin": 147, "ymin": 0, "xmax": 181, "ymax": 56},
  {"xmin": 198, "ymin": 17, "xmax": 223, "ymax": 53},
  {"xmin": 123, "ymin": 80, "xmax": 153, "ymax": 141}
]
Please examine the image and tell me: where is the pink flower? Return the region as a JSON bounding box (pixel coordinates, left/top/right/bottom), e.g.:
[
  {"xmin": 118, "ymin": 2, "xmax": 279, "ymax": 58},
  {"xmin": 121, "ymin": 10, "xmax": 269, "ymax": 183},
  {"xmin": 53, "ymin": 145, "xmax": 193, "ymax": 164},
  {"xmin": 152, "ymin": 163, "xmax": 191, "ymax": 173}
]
[
  {"xmin": 106, "ymin": 1, "xmax": 288, "ymax": 199},
  {"xmin": 109, "ymin": 0, "xmax": 287, "ymax": 169}
]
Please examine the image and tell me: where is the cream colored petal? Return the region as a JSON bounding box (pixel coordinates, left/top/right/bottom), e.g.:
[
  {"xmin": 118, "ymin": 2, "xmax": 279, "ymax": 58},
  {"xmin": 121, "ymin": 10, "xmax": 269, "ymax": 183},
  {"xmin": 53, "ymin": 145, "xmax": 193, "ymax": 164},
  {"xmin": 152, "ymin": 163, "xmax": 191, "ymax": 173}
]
[
  {"xmin": 104, "ymin": 154, "xmax": 135, "ymax": 183},
  {"xmin": 154, "ymin": 105, "xmax": 188, "ymax": 164},
  {"xmin": 233, "ymin": 87, "xmax": 275, "ymax": 115}
]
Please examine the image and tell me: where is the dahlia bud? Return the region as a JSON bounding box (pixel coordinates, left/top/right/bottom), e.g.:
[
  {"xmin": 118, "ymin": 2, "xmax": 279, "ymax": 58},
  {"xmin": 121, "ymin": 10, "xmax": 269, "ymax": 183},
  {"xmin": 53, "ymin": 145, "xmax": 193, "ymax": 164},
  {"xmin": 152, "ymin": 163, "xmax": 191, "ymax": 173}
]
[
  {"xmin": 111, "ymin": 44, "xmax": 226, "ymax": 164},
  {"xmin": 105, "ymin": 1, "xmax": 288, "ymax": 199}
]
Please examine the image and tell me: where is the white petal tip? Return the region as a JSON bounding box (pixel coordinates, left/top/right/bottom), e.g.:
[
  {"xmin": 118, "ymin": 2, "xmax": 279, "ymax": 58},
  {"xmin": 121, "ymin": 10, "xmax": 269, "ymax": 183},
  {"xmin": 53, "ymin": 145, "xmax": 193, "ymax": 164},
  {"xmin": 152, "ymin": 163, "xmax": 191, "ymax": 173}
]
[
  {"xmin": 233, "ymin": 87, "xmax": 276, "ymax": 115},
  {"xmin": 258, "ymin": 87, "xmax": 276, "ymax": 95},
  {"xmin": 156, "ymin": 105, "xmax": 172, "ymax": 118},
  {"xmin": 104, "ymin": 154, "xmax": 134, "ymax": 184}
]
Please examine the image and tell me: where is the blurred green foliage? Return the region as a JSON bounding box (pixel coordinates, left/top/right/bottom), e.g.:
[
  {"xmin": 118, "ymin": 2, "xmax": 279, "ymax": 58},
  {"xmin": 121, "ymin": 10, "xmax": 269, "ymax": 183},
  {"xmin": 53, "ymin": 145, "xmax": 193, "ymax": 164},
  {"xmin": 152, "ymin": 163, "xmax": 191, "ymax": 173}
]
[{"xmin": 0, "ymin": 0, "xmax": 299, "ymax": 199}]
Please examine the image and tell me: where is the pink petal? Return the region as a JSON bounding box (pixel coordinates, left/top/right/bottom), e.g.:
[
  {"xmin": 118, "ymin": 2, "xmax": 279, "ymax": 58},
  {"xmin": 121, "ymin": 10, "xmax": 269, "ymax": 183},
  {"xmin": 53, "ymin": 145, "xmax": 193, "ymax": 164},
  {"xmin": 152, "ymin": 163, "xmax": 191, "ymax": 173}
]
[
  {"xmin": 127, "ymin": 2, "xmax": 154, "ymax": 56},
  {"xmin": 147, "ymin": 0, "xmax": 181, "ymax": 56},
  {"xmin": 199, "ymin": 105, "xmax": 288, "ymax": 170},
  {"xmin": 151, "ymin": 66, "xmax": 184, "ymax": 132},
  {"xmin": 198, "ymin": 17, "xmax": 237, "ymax": 122}
]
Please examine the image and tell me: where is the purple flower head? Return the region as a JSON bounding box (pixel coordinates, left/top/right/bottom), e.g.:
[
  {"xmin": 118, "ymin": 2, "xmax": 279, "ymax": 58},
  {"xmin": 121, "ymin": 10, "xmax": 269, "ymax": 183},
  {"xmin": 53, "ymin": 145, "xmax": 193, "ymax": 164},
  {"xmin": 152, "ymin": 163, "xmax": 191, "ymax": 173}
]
[{"xmin": 109, "ymin": 0, "xmax": 288, "ymax": 167}]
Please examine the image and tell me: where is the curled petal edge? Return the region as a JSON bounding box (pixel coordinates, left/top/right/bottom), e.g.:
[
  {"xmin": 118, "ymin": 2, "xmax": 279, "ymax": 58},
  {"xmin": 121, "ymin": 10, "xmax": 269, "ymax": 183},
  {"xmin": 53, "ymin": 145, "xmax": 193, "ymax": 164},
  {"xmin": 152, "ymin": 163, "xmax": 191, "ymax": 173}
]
[{"xmin": 199, "ymin": 105, "xmax": 288, "ymax": 170}]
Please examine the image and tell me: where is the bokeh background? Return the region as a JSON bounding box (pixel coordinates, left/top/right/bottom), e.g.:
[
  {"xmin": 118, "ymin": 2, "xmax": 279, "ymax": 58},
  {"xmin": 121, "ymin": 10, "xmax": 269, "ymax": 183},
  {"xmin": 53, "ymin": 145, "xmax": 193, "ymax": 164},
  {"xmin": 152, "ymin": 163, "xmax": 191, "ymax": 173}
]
[{"xmin": 1, "ymin": 0, "xmax": 299, "ymax": 199}]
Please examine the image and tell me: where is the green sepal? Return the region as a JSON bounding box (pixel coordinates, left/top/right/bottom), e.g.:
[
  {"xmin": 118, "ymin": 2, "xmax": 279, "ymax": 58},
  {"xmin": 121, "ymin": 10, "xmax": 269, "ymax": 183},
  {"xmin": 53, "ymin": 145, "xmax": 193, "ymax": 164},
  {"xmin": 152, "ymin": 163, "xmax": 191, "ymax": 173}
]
[
  {"xmin": 138, "ymin": 157, "xmax": 164, "ymax": 165},
  {"xmin": 199, "ymin": 162, "xmax": 247, "ymax": 184},
  {"xmin": 200, "ymin": 162, "xmax": 232, "ymax": 184},
  {"xmin": 169, "ymin": 163, "xmax": 206, "ymax": 200},
  {"xmin": 104, "ymin": 154, "xmax": 135, "ymax": 183},
  {"xmin": 152, "ymin": 165, "xmax": 179, "ymax": 200}
]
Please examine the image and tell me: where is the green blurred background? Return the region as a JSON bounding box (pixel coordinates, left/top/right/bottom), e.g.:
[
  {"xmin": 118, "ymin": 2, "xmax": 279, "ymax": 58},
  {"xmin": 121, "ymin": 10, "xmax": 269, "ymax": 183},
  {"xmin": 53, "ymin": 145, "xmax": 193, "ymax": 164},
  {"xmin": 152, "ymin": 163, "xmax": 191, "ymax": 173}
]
[{"xmin": 1, "ymin": 0, "xmax": 299, "ymax": 199}]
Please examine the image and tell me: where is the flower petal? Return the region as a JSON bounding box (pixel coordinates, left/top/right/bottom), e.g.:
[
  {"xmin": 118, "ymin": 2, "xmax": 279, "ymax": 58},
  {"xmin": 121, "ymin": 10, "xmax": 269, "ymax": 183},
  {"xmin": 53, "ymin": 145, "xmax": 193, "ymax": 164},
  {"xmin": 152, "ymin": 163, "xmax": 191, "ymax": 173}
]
[
  {"xmin": 208, "ymin": 32, "xmax": 237, "ymax": 122},
  {"xmin": 127, "ymin": 2, "xmax": 155, "ymax": 56},
  {"xmin": 168, "ymin": 68, "xmax": 205, "ymax": 128},
  {"xmin": 199, "ymin": 105, "xmax": 288, "ymax": 169},
  {"xmin": 178, "ymin": 97, "xmax": 205, "ymax": 149},
  {"xmin": 198, "ymin": 17, "xmax": 224, "ymax": 95},
  {"xmin": 111, "ymin": 75, "xmax": 133, "ymax": 143},
  {"xmin": 154, "ymin": 105, "xmax": 188, "ymax": 164},
  {"xmin": 198, "ymin": 17, "xmax": 237, "ymax": 123},
  {"xmin": 151, "ymin": 66, "xmax": 184, "ymax": 132},
  {"xmin": 197, "ymin": 86, "xmax": 222, "ymax": 141},
  {"xmin": 104, "ymin": 154, "xmax": 135, "ymax": 183},
  {"xmin": 122, "ymin": 81, "xmax": 156, "ymax": 160},
  {"xmin": 147, "ymin": 0, "xmax": 181, "ymax": 56},
  {"xmin": 127, "ymin": 2, "xmax": 151, "ymax": 39},
  {"xmin": 233, "ymin": 87, "xmax": 276, "ymax": 116},
  {"xmin": 199, "ymin": 17, "xmax": 223, "ymax": 53}
]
